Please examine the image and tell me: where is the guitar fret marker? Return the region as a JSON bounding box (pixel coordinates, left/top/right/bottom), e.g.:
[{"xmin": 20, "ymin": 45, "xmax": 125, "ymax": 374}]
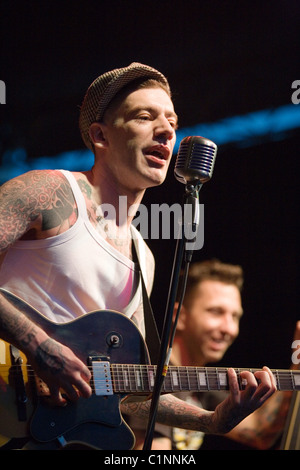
[
  {"xmin": 198, "ymin": 372, "xmax": 207, "ymax": 388},
  {"xmin": 219, "ymin": 372, "xmax": 227, "ymax": 387},
  {"xmin": 171, "ymin": 370, "xmax": 179, "ymax": 388},
  {"xmin": 123, "ymin": 367, "xmax": 129, "ymax": 389},
  {"xmin": 148, "ymin": 369, "xmax": 155, "ymax": 389},
  {"xmin": 135, "ymin": 367, "xmax": 142, "ymax": 390},
  {"xmin": 293, "ymin": 373, "xmax": 300, "ymax": 387}
]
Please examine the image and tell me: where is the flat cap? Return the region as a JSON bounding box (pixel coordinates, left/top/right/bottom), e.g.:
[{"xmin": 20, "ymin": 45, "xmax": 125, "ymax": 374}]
[{"xmin": 79, "ymin": 62, "xmax": 171, "ymax": 151}]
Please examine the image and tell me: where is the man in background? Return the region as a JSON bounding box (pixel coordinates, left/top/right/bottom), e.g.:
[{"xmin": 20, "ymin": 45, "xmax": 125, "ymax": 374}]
[{"xmin": 130, "ymin": 259, "xmax": 297, "ymax": 450}]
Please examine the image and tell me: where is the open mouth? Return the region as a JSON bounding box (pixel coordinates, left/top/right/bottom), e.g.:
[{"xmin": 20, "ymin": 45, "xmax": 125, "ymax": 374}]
[
  {"xmin": 144, "ymin": 145, "xmax": 169, "ymax": 165},
  {"xmin": 210, "ymin": 338, "xmax": 230, "ymax": 352},
  {"xmin": 150, "ymin": 150, "xmax": 165, "ymax": 159}
]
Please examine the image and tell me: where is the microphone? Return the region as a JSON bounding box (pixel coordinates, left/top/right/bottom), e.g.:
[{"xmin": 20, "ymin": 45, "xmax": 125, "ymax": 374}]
[
  {"xmin": 174, "ymin": 136, "xmax": 218, "ymax": 259},
  {"xmin": 174, "ymin": 136, "xmax": 217, "ymax": 185}
]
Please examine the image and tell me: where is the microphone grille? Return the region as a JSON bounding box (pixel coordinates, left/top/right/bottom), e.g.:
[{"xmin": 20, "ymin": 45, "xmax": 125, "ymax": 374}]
[{"xmin": 175, "ymin": 136, "xmax": 217, "ymax": 184}]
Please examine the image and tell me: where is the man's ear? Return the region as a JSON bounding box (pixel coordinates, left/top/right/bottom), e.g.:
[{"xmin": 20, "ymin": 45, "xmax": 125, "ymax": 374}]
[
  {"xmin": 89, "ymin": 122, "xmax": 109, "ymax": 149},
  {"xmin": 173, "ymin": 302, "xmax": 187, "ymax": 332}
]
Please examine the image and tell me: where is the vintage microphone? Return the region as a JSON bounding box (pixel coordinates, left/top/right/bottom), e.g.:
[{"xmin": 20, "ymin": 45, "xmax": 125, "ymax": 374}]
[
  {"xmin": 175, "ymin": 136, "xmax": 217, "ymax": 261},
  {"xmin": 143, "ymin": 136, "xmax": 218, "ymax": 449},
  {"xmin": 174, "ymin": 135, "xmax": 217, "ymax": 185}
]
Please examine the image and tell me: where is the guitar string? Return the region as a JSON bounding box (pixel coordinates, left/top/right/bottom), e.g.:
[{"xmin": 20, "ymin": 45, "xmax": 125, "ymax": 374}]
[
  {"xmin": 0, "ymin": 365, "xmax": 298, "ymax": 392},
  {"xmin": 1, "ymin": 366, "xmax": 298, "ymax": 380},
  {"xmin": 1, "ymin": 364, "xmax": 298, "ymax": 373},
  {"xmin": 0, "ymin": 364, "xmax": 298, "ymax": 377}
]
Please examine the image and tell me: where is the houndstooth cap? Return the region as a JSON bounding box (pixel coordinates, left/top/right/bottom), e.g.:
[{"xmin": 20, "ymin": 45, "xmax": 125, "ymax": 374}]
[{"xmin": 79, "ymin": 62, "xmax": 171, "ymax": 151}]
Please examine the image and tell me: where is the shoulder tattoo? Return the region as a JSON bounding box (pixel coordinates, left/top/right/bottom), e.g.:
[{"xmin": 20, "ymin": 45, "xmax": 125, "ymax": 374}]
[{"xmin": 0, "ymin": 170, "xmax": 78, "ymax": 249}]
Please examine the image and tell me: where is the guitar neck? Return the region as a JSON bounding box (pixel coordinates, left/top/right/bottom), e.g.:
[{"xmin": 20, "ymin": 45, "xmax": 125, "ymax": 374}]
[{"xmin": 110, "ymin": 365, "xmax": 300, "ymax": 395}]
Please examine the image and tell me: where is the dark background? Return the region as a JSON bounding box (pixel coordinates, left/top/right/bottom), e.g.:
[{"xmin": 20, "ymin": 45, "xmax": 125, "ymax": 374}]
[{"xmin": 0, "ymin": 0, "xmax": 299, "ymax": 372}]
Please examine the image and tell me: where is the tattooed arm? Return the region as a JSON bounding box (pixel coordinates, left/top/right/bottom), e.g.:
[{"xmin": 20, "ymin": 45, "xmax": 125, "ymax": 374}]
[
  {"xmin": 0, "ymin": 169, "xmax": 78, "ymax": 248},
  {"xmin": 121, "ymin": 367, "xmax": 276, "ymax": 436},
  {"xmin": 0, "ymin": 292, "xmax": 91, "ymax": 404},
  {"xmin": 0, "ymin": 170, "xmax": 91, "ymax": 404}
]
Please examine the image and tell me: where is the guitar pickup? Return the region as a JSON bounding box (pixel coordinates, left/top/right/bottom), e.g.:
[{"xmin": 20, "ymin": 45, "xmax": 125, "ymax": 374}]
[{"xmin": 89, "ymin": 357, "xmax": 113, "ymax": 396}]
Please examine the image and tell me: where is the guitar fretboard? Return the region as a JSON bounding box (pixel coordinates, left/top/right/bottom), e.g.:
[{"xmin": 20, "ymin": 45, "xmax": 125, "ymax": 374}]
[{"xmin": 109, "ymin": 365, "xmax": 300, "ymax": 395}]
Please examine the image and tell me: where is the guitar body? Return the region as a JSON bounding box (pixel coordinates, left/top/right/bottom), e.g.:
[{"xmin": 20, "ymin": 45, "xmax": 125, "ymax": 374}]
[
  {"xmin": 2, "ymin": 288, "xmax": 300, "ymax": 450},
  {"xmin": 0, "ymin": 289, "xmax": 150, "ymax": 450}
]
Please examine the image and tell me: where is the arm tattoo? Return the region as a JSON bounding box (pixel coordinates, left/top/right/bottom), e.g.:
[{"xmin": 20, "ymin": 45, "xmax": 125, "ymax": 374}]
[
  {"xmin": 0, "ymin": 293, "xmax": 40, "ymax": 348},
  {"xmin": 77, "ymin": 178, "xmax": 92, "ymax": 200},
  {"xmin": 0, "ymin": 170, "xmax": 78, "ymax": 252},
  {"xmin": 0, "ymin": 178, "xmax": 38, "ymax": 251},
  {"xmin": 0, "ymin": 293, "xmax": 64, "ymax": 375},
  {"xmin": 121, "ymin": 394, "xmax": 213, "ymax": 434},
  {"xmin": 35, "ymin": 338, "xmax": 65, "ymax": 375},
  {"xmin": 40, "ymin": 182, "xmax": 78, "ymax": 231}
]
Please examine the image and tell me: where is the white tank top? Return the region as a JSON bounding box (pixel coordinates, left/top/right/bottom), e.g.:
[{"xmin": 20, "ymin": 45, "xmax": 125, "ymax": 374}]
[{"xmin": 0, "ymin": 170, "xmax": 149, "ymax": 335}]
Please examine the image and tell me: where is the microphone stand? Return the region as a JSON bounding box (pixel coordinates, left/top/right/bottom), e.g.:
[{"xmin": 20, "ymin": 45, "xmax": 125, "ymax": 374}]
[{"xmin": 143, "ymin": 182, "xmax": 201, "ymax": 450}]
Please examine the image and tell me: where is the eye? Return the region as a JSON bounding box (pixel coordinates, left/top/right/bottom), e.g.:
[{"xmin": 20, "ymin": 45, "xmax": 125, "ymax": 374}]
[
  {"xmin": 169, "ymin": 120, "xmax": 178, "ymax": 130},
  {"xmin": 233, "ymin": 312, "xmax": 243, "ymax": 322},
  {"xmin": 136, "ymin": 113, "xmax": 152, "ymax": 121},
  {"xmin": 207, "ymin": 307, "xmax": 223, "ymax": 316}
]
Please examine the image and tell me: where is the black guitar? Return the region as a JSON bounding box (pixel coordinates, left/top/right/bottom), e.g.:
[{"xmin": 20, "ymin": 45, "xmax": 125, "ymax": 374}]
[{"xmin": 1, "ymin": 288, "xmax": 300, "ymax": 450}]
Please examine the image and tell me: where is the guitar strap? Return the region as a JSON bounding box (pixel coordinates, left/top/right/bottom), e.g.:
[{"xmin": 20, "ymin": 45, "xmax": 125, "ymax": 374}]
[{"xmin": 132, "ymin": 238, "xmax": 161, "ymax": 364}]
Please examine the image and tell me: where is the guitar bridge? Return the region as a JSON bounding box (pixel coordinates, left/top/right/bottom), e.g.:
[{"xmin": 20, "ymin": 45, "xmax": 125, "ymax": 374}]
[{"xmin": 89, "ymin": 356, "xmax": 113, "ymax": 396}]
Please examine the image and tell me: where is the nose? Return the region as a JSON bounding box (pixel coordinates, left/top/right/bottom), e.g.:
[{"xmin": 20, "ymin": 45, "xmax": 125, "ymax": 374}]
[{"xmin": 154, "ymin": 116, "xmax": 176, "ymax": 141}]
